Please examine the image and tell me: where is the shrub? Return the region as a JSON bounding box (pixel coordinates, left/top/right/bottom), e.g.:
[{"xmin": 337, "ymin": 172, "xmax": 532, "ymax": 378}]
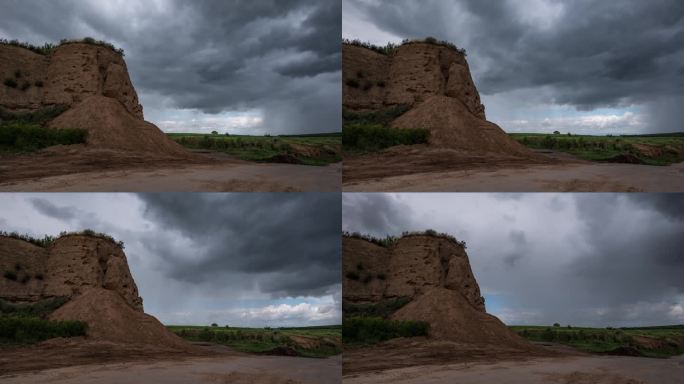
[
  {"xmin": 0, "ymin": 122, "xmax": 88, "ymax": 152},
  {"xmin": 0, "ymin": 317, "xmax": 87, "ymax": 344},
  {"xmin": 345, "ymin": 271, "xmax": 360, "ymax": 281},
  {"xmin": 343, "ymin": 123, "xmax": 430, "ymax": 152},
  {"xmin": 3, "ymin": 271, "xmax": 17, "ymax": 281},
  {"xmin": 343, "ymin": 317, "xmax": 429, "ymax": 344},
  {"xmin": 211, "ymin": 131, "xmax": 218, "ymax": 135},
  {"xmin": 345, "ymin": 79, "xmax": 360, "ymax": 88},
  {"xmin": 343, "ymin": 297, "xmax": 411, "ymax": 318},
  {"xmin": 211, "ymin": 323, "xmax": 218, "ymax": 327},
  {"xmin": 342, "ymin": 38, "xmax": 466, "ymax": 56},
  {"xmin": 553, "ymin": 323, "xmax": 560, "ymax": 327},
  {"xmin": 4, "ymin": 78, "xmax": 18, "ymax": 88}
]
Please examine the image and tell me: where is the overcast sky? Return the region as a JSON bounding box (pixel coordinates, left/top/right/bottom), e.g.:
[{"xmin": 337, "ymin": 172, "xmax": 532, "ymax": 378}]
[
  {"xmin": 0, "ymin": 193, "xmax": 341, "ymax": 327},
  {"xmin": 0, "ymin": 0, "xmax": 340, "ymax": 135},
  {"xmin": 343, "ymin": 193, "xmax": 684, "ymax": 327},
  {"xmin": 344, "ymin": 0, "xmax": 684, "ymax": 135}
]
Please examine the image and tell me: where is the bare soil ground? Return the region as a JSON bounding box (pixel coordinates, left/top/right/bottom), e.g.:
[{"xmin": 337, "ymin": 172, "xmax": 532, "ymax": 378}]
[
  {"xmin": 0, "ymin": 340, "xmax": 341, "ymax": 384},
  {"xmin": 0, "ymin": 148, "xmax": 341, "ymax": 191},
  {"xmin": 344, "ymin": 355, "xmax": 684, "ymax": 384},
  {"xmin": 343, "ymin": 148, "xmax": 684, "ymax": 192},
  {"xmin": 343, "ymin": 341, "xmax": 684, "ymax": 384}
]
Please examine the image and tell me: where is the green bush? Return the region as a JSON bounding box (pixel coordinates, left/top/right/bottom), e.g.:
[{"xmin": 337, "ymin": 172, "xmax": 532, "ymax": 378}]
[
  {"xmin": 343, "ymin": 297, "xmax": 411, "ymax": 318},
  {"xmin": 343, "ymin": 123, "xmax": 430, "ymax": 152},
  {"xmin": 0, "ymin": 297, "xmax": 69, "ymax": 318},
  {"xmin": 343, "ymin": 317, "xmax": 429, "ymax": 345},
  {"xmin": 0, "ymin": 122, "xmax": 88, "ymax": 152},
  {"xmin": 0, "ymin": 317, "xmax": 86, "ymax": 344}
]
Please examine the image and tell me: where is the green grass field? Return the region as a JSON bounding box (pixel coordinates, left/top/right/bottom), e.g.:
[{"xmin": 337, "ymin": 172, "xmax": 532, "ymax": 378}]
[
  {"xmin": 166, "ymin": 324, "xmax": 342, "ymax": 358},
  {"xmin": 342, "ymin": 106, "xmax": 430, "ymax": 153},
  {"xmin": 167, "ymin": 133, "xmax": 341, "ymax": 166},
  {"xmin": 510, "ymin": 133, "xmax": 684, "ymax": 165},
  {"xmin": 510, "ymin": 325, "xmax": 684, "ymax": 358}
]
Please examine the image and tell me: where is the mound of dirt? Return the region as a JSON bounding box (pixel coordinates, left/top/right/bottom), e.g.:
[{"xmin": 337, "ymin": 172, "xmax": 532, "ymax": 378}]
[
  {"xmin": 392, "ymin": 95, "xmax": 531, "ymax": 156},
  {"xmin": 391, "ymin": 287, "xmax": 531, "ymax": 349},
  {"xmin": 49, "ymin": 288, "xmax": 189, "ymax": 350},
  {"xmin": 48, "ymin": 95, "xmax": 188, "ymax": 157}
]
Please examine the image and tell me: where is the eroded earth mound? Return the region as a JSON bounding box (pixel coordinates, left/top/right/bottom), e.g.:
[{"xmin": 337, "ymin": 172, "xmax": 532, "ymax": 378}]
[
  {"xmin": 343, "ymin": 233, "xmax": 532, "ymax": 348},
  {"xmin": 343, "ymin": 40, "xmax": 533, "ymax": 157},
  {"xmin": 0, "ymin": 233, "xmax": 188, "ymax": 349},
  {"xmin": 0, "ymin": 41, "xmax": 186, "ymax": 158}
]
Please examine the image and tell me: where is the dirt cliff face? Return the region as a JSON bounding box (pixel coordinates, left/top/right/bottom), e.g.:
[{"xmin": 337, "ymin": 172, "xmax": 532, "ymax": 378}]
[
  {"xmin": 0, "ymin": 43, "xmax": 143, "ymax": 118},
  {"xmin": 0, "ymin": 235, "xmax": 143, "ymax": 312},
  {"xmin": 343, "ymin": 42, "xmax": 485, "ymax": 119},
  {"xmin": 343, "ymin": 234, "xmax": 485, "ymax": 312}
]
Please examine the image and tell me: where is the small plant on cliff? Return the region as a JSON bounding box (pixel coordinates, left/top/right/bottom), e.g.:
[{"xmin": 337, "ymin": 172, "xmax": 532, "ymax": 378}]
[
  {"xmin": 3, "ymin": 271, "xmax": 17, "ymax": 281},
  {"xmin": 3, "ymin": 78, "xmax": 18, "ymax": 88},
  {"xmin": 0, "ymin": 231, "xmax": 56, "ymax": 248},
  {"xmin": 345, "ymin": 271, "xmax": 360, "ymax": 281},
  {"xmin": 345, "ymin": 78, "xmax": 360, "ymax": 88}
]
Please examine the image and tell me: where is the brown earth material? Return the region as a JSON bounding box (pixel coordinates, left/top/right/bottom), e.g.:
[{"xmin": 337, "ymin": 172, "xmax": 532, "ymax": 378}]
[
  {"xmin": 47, "ymin": 95, "xmax": 187, "ymax": 157},
  {"xmin": 391, "ymin": 288, "xmax": 528, "ymax": 347},
  {"xmin": 391, "ymin": 96, "xmax": 530, "ymax": 156},
  {"xmin": 49, "ymin": 288, "xmax": 188, "ymax": 350},
  {"xmin": 0, "ymin": 235, "xmax": 143, "ymax": 311}
]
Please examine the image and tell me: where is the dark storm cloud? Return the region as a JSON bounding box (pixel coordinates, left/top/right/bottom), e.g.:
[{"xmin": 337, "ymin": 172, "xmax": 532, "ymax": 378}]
[
  {"xmin": 0, "ymin": 0, "xmax": 341, "ymax": 133},
  {"xmin": 30, "ymin": 199, "xmax": 76, "ymax": 221},
  {"xmin": 345, "ymin": 0, "xmax": 684, "ymax": 131},
  {"xmin": 343, "ymin": 194, "xmax": 684, "ymax": 326},
  {"xmin": 138, "ymin": 193, "xmax": 341, "ymax": 298}
]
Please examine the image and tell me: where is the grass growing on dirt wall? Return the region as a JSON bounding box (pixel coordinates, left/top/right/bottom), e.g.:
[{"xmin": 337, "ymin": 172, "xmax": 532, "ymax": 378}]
[
  {"xmin": 0, "ymin": 298, "xmax": 86, "ymax": 345},
  {"xmin": 511, "ymin": 325, "xmax": 684, "ymax": 358},
  {"xmin": 0, "ymin": 230, "xmax": 125, "ymax": 249},
  {"xmin": 1, "ymin": 37, "xmax": 125, "ymax": 56},
  {"xmin": 0, "ymin": 106, "xmax": 88, "ymax": 154},
  {"xmin": 167, "ymin": 325, "xmax": 342, "ymax": 358}
]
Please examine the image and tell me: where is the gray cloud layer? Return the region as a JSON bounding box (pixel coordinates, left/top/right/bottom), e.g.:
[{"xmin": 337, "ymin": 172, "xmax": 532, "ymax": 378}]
[
  {"xmin": 1, "ymin": 0, "xmax": 341, "ymax": 134},
  {"xmin": 344, "ymin": 0, "xmax": 684, "ymax": 133},
  {"xmin": 343, "ymin": 193, "xmax": 684, "ymax": 327}
]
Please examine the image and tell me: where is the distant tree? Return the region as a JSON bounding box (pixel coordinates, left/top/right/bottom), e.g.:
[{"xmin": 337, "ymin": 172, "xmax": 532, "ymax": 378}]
[
  {"xmin": 225, "ymin": 325, "xmax": 230, "ymax": 328},
  {"xmin": 224, "ymin": 132, "xmax": 230, "ymax": 136},
  {"xmin": 211, "ymin": 131, "xmax": 218, "ymax": 135},
  {"xmin": 553, "ymin": 130, "xmax": 561, "ymax": 135},
  {"xmin": 553, "ymin": 323, "xmax": 560, "ymax": 327},
  {"xmin": 211, "ymin": 323, "xmax": 218, "ymax": 327}
]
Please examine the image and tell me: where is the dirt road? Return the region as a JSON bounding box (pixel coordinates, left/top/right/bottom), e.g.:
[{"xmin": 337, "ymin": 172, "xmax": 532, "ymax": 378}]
[
  {"xmin": 2, "ymin": 355, "xmax": 341, "ymax": 384},
  {"xmin": 0, "ymin": 162, "xmax": 341, "ymax": 192},
  {"xmin": 343, "ymin": 355, "xmax": 684, "ymax": 384},
  {"xmin": 344, "ymin": 162, "xmax": 684, "ymax": 192}
]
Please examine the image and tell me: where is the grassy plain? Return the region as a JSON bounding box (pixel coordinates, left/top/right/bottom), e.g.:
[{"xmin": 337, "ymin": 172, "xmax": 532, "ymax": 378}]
[
  {"xmin": 510, "ymin": 133, "xmax": 684, "ymax": 165},
  {"xmin": 166, "ymin": 324, "xmax": 342, "ymax": 358}
]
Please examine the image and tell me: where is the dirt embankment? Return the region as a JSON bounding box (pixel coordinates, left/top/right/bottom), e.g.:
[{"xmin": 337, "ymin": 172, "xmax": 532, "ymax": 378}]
[
  {"xmin": 0, "ymin": 42, "xmax": 192, "ymax": 171},
  {"xmin": 343, "ymin": 234, "xmax": 544, "ymax": 373},
  {"xmin": 0, "ymin": 233, "xmax": 197, "ymax": 376}
]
